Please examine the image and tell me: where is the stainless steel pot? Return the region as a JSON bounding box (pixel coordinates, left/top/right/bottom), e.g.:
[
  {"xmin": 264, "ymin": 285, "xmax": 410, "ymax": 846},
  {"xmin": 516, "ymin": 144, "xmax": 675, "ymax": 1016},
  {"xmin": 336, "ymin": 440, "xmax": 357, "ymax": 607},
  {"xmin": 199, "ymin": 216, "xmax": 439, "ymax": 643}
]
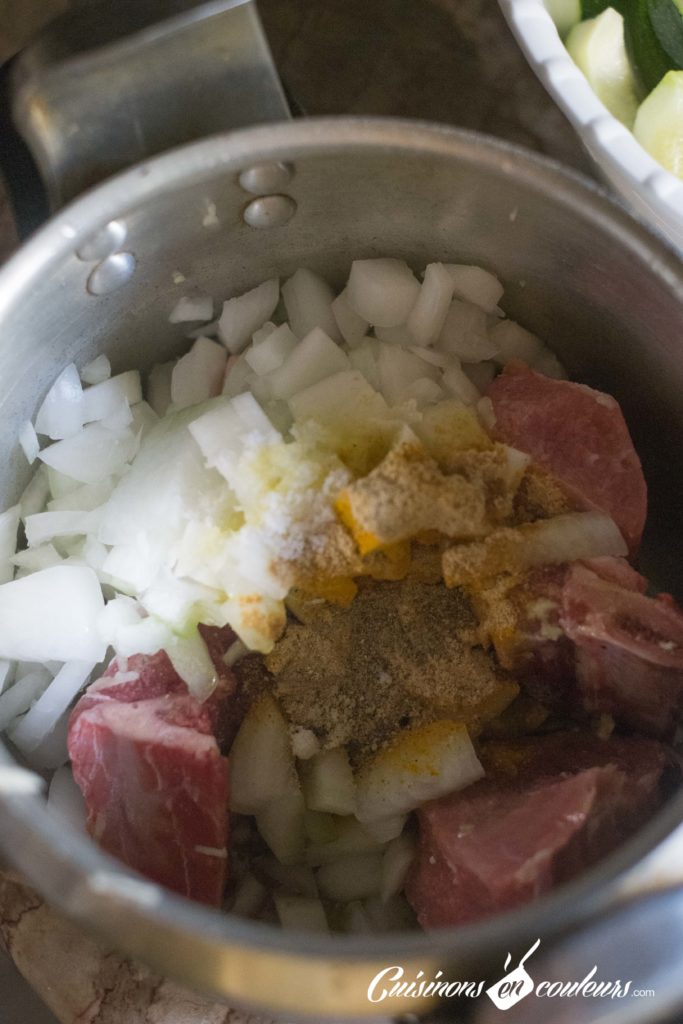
[{"xmin": 1, "ymin": 2, "xmax": 683, "ymax": 1021}]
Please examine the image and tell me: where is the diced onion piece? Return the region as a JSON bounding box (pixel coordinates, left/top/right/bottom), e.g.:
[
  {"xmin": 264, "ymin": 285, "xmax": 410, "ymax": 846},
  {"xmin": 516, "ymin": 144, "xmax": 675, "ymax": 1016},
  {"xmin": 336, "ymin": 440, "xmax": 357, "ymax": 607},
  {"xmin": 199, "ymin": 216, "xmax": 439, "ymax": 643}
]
[
  {"xmin": 101, "ymin": 401, "xmax": 133, "ymax": 431},
  {"xmin": 169, "ymin": 295, "xmax": 214, "ymax": 323},
  {"xmin": 0, "ymin": 667, "xmax": 51, "ymax": 731},
  {"xmin": 381, "ymin": 833, "xmax": 416, "ymax": 902},
  {"xmin": 409, "ymin": 346, "xmax": 452, "ymax": 369},
  {"xmin": 438, "ymin": 300, "xmax": 498, "ymax": 362},
  {"xmin": 231, "ymin": 874, "xmax": 268, "ymax": 916},
  {"xmin": 10, "ymin": 660, "xmax": 95, "ymax": 752},
  {"xmin": 346, "ymin": 259, "xmax": 420, "ymax": 327},
  {"xmin": 282, "ymin": 268, "xmax": 341, "ymax": 342},
  {"xmin": 223, "ymin": 639, "xmax": 248, "ymax": 667},
  {"xmin": 189, "ymin": 392, "xmax": 280, "ymax": 488},
  {"xmin": 0, "ymin": 566, "xmax": 105, "ymax": 662},
  {"xmin": 107, "ymin": 615, "xmax": 171, "ymax": 659},
  {"xmin": 20, "ymin": 467, "xmax": 50, "ymax": 518},
  {"xmin": 489, "ymin": 319, "xmax": 545, "ymax": 364},
  {"xmin": 355, "ymin": 720, "xmax": 484, "ymax": 823},
  {"xmin": 218, "ymin": 278, "xmax": 279, "ymax": 354},
  {"xmin": 361, "ymin": 815, "xmax": 407, "ymax": 843},
  {"xmin": 291, "ymin": 726, "xmax": 320, "ymax": 760},
  {"xmin": 273, "ymin": 894, "xmax": 328, "ymax": 932},
  {"xmin": 442, "ymin": 362, "xmax": 481, "ymax": 405},
  {"xmin": 269, "ymin": 328, "xmax": 349, "ymax": 401},
  {"xmin": 82, "ymin": 371, "xmax": 142, "ymax": 423},
  {"xmin": 39, "ymin": 424, "xmax": 138, "ymax": 483},
  {"xmin": 230, "ymin": 694, "xmax": 297, "ymax": 814},
  {"xmin": 147, "ymin": 361, "xmax": 174, "ymax": 417},
  {"xmin": 47, "ymin": 467, "xmax": 80, "ymax": 500},
  {"xmin": 252, "ymin": 321, "xmax": 278, "ymax": 346},
  {"xmin": 533, "ymin": 349, "xmax": 568, "ymax": 380},
  {"xmin": 463, "ymin": 360, "xmax": 497, "ymax": 393},
  {"xmin": 443, "ymin": 264, "xmax": 504, "ymax": 314},
  {"xmin": 245, "ymin": 323, "xmax": 298, "ymax": 376},
  {"xmin": 222, "ymin": 352, "xmax": 253, "ymax": 398},
  {"xmin": 164, "ymin": 629, "xmax": 217, "ymax": 701},
  {"xmin": 377, "ymin": 344, "xmax": 438, "ymax": 405},
  {"xmin": 130, "ymin": 401, "xmax": 159, "ymax": 438},
  {"xmin": 47, "ymin": 765, "xmax": 86, "ymax": 831},
  {"xmin": 34, "ymin": 365, "xmax": 85, "ymax": 441},
  {"xmin": 0, "ymin": 661, "xmax": 13, "ymax": 694},
  {"xmin": 331, "ymin": 289, "xmax": 368, "ymax": 347},
  {"xmin": 0, "ymin": 504, "xmax": 20, "ymax": 584},
  {"xmin": 374, "ymin": 324, "xmax": 414, "ymax": 347},
  {"xmin": 477, "ymin": 396, "xmax": 496, "ymax": 432},
  {"xmin": 171, "ymin": 337, "xmax": 227, "ymax": 410},
  {"xmin": 400, "ymin": 378, "xmax": 444, "ymax": 408},
  {"xmin": 442, "ymin": 511, "xmax": 628, "ymax": 587},
  {"xmin": 80, "ymin": 354, "xmax": 111, "ymax": 385},
  {"xmin": 406, "ymin": 262, "xmax": 454, "ymax": 346},
  {"xmin": 348, "ymin": 341, "xmax": 381, "ymax": 390},
  {"xmin": 255, "ymin": 784, "xmax": 307, "ymax": 865},
  {"xmin": 288, "ymin": 369, "xmax": 388, "ymax": 427},
  {"xmin": 316, "ymin": 851, "xmax": 384, "ymax": 901},
  {"xmin": 300, "ymin": 747, "xmax": 356, "ymax": 816},
  {"xmin": 304, "ymin": 810, "xmax": 338, "ymax": 844},
  {"xmin": 47, "ymin": 477, "xmax": 115, "ymax": 513},
  {"xmin": 19, "ymin": 422, "xmax": 40, "ymax": 465},
  {"xmin": 305, "ymin": 817, "xmax": 385, "ymax": 866},
  {"xmin": 340, "ymin": 901, "xmax": 375, "ymax": 933},
  {"xmin": 24, "ymin": 509, "xmax": 102, "ymax": 548}
]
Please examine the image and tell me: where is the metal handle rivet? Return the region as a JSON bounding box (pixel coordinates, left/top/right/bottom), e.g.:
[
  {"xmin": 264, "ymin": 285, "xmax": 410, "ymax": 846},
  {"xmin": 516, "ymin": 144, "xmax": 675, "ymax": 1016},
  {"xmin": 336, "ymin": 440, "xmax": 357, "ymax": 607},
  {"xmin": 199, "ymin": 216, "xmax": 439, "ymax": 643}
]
[
  {"xmin": 243, "ymin": 194, "xmax": 296, "ymax": 229},
  {"xmin": 87, "ymin": 252, "xmax": 136, "ymax": 295},
  {"xmin": 76, "ymin": 220, "xmax": 128, "ymax": 261},
  {"xmin": 238, "ymin": 162, "xmax": 293, "ymax": 194}
]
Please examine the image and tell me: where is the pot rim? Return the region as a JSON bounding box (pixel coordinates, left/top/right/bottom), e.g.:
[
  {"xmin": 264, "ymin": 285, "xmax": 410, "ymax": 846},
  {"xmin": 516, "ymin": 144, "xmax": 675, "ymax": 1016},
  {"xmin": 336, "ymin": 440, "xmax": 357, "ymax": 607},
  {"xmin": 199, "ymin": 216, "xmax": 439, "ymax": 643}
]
[{"xmin": 1, "ymin": 114, "xmax": 682, "ymax": 971}]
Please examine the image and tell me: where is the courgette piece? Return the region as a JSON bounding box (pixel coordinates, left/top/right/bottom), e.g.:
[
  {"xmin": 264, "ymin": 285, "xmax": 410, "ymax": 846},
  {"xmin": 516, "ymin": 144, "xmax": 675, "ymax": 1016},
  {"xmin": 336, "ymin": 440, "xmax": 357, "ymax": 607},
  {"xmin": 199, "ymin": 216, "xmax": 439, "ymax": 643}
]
[
  {"xmin": 633, "ymin": 69, "xmax": 683, "ymax": 177},
  {"xmin": 566, "ymin": 7, "xmax": 640, "ymax": 126}
]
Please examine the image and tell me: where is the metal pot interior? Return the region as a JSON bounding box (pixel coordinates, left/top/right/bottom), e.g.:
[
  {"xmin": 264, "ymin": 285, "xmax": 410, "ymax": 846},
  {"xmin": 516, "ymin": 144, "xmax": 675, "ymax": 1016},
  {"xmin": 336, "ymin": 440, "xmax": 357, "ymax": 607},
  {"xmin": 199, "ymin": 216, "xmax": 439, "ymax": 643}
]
[{"xmin": 0, "ymin": 118, "xmax": 682, "ymax": 1017}]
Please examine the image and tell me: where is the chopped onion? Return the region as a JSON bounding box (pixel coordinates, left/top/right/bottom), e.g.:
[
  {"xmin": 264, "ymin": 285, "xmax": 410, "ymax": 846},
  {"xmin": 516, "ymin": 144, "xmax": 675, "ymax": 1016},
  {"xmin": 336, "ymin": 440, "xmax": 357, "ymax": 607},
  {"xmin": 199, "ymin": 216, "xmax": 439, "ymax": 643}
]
[
  {"xmin": 255, "ymin": 784, "xmax": 307, "ymax": 865},
  {"xmin": 305, "ymin": 818, "xmax": 385, "ymax": 866},
  {"xmin": 331, "ymin": 289, "xmax": 368, "ymax": 347},
  {"xmin": 406, "ymin": 262, "xmax": 454, "ymax": 346},
  {"xmin": 477, "ymin": 395, "xmax": 496, "ymax": 432},
  {"xmin": 442, "ymin": 511, "xmax": 628, "ymax": 587},
  {"xmin": 300, "ymin": 747, "xmax": 356, "ymax": 816},
  {"xmin": 361, "ymin": 815, "xmax": 407, "ymax": 843},
  {"xmin": 169, "ymin": 294, "xmax": 214, "ymax": 324},
  {"xmin": 231, "ymin": 874, "xmax": 268, "ymax": 916},
  {"xmin": 282, "ymin": 268, "xmax": 341, "ymax": 342},
  {"xmin": 171, "ymin": 337, "xmax": 227, "ymax": 410},
  {"xmin": 47, "ymin": 765, "xmax": 86, "ymax": 831},
  {"xmin": 348, "ymin": 340, "xmax": 381, "ymax": 390},
  {"xmin": 257, "ymin": 855, "xmax": 318, "ymax": 898},
  {"xmin": 164, "ymin": 629, "xmax": 217, "ymax": 701},
  {"xmin": 19, "ymin": 422, "xmax": 40, "ymax": 465},
  {"xmin": 533, "ymin": 349, "xmax": 568, "ymax": 380},
  {"xmin": 0, "ymin": 504, "xmax": 20, "ymax": 584},
  {"xmin": 147, "ymin": 361, "xmax": 174, "ymax": 417},
  {"xmin": 443, "ymin": 264, "xmax": 504, "ymax": 314},
  {"xmin": 82, "ymin": 371, "xmax": 142, "ymax": 424},
  {"xmin": 223, "ymin": 639, "xmax": 248, "ymax": 667},
  {"xmin": 47, "ymin": 467, "xmax": 80, "ymax": 500},
  {"xmin": 291, "ymin": 726, "xmax": 320, "ymax": 760},
  {"xmin": 245, "ymin": 323, "xmax": 298, "ymax": 376},
  {"xmin": 346, "ymin": 259, "xmax": 420, "ymax": 327},
  {"xmin": 24, "ymin": 509, "xmax": 103, "ymax": 548},
  {"xmin": 288, "ymin": 369, "xmax": 388, "ymax": 427},
  {"xmin": 400, "ymin": 378, "xmax": 444, "ymax": 408},
  {"xmin": 39, "ymin": 424, "xmax": 137, "ymax": 484},
  {"xmin": 20, "ymin": 466, "xmax": 50, "ymax": 517},
  {"xmin": 442, "ymin": 362, "xmax": 481, "ymax": 406},
  {"xmin": 0, "ymin": 660, "xmax": 13, "ymax": 694},
  {"xmin": 34, "ymin": 364, "xmax": 84, "ymax": 440},
  {"xmin": 377, "ymin": 344, "xmax": 438, "ymax": 405},
  {"xmin": 268, "ymin": 328, "xmax": 349, "ymax": 401},
  {"xmin": 438, "ymin": 299, "xmax": 499, "ymax": 362},
  {"xmin": 10, "ymin": 660, "xmax": 95, "ymax": 753},
  {"xmin": 316, "ymin": 851, "xmax": 384, "ymax": 901},
  {"xmin": 47, "ymin": 477, "xmax": 115, "ymax": 513},
  {"xmin": 0, "ymin": 566, "xmax": 105, "ymax": 662},
  {"xmin": 230, "ymin": 694, "xmax": 297, "ymax": 814},
  {"xmin": 273, "ymin": 894, "xmax": 328, "ymax": 932},
  {"xmin": 409, "ymin": 345, "xmax": 452, "ymax": 369},
  {"xmin": 11, "ymin": 544, "xmax": 62, "ymax": 573},
  {"xmin": 189, "ymin": 392, "xmax": 280, "ymax": 488},
  {"xmin": 80, "ymin": 354, "xmax": 111, "ymax": 385},
  {"xmin": 381, "ymin": 832, "xmax": 416, "ymax": 902},
  {"xmin": 354, "ymin": 720, "xmax": 484, "ymax": 823},
  {"xmin": 252, "ymin": 321, "xmax": 278, "ymax": 346},
  {"xmin": 374, "ymin": 324, "xmax": 414, "ymax": 347},
  {"xmin": 489, "ymin": 319, "xmax": 545, "ymax": 364},
  {"xmin": 100, "ymin": 401, "xmax": 133, "ymax": 432},
  {"xmin": 218, "ymin": 278, "xmax": 279, "ymax": 355},
  {"xmin": 0, "ymin": 667, "xmax": 51, "ymax": 732}
]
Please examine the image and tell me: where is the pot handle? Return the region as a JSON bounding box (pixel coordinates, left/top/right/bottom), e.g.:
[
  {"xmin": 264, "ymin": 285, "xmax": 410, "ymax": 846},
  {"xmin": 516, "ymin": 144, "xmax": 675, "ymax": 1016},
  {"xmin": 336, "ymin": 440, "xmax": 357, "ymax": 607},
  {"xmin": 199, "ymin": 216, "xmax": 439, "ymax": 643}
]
[{"xmin": 3, "ymin": 0, "xmax": 290, "ymax": 212}]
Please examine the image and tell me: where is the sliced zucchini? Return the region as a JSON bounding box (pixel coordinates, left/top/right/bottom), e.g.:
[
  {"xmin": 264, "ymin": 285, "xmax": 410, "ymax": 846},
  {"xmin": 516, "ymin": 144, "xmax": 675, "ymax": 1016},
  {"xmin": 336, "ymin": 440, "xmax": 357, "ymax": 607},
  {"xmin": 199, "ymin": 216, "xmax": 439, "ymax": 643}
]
[
  {"xmin": 566, "ymin": 7, "xmax": 640, "ymax": 126},
  {"xmin": 633, "ymin": 70, "xmax": 683, "ymax": 177}
]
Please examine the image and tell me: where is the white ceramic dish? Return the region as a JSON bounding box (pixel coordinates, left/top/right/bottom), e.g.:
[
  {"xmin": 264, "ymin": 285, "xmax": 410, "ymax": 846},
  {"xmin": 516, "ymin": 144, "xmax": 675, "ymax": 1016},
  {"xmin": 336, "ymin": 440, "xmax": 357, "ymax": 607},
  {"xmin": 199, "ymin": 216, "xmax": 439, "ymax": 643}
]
[{"xmin": 499, "ymin": 0, "xmax": 683, "ymax": 252}]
